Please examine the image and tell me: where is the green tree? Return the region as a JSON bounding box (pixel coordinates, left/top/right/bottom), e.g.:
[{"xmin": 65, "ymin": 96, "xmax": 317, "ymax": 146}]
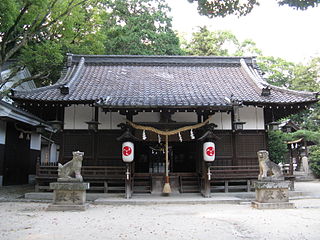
[
  {"xmin": 290, "ymin": 57, "xmax": 320, "ymax": 92},
  {"xmin": 309, "ymin": 145, "xmax": 320, "ymax": 177},
  {"xmin": 185, "ymin": 26, "xmax": 261, "ymax": 56},
  {"xmin": 235, "ymin": 39, "xmax": 262, "ymax": 56},
  {"xmin": 267, "ymin": 130, "xmax": 289, "ymax": 164},
  {"xmin": 0, "ymin": 0, "xmax": 96, "ymax": 88},
  {"xmin": 0, "ymin": 0, "xmax": 109, "ymax": 95},
  {"xmin": 257, "ymin": 56, "xmax": 320, "ymax": 131},
  {"xmin": 257, "ymin": 56, "xmax": 296, "ymax": 88},
  {"xmin": 188, "ymin": 0, "xmax": 319, "ymax": 18},
  {"xmin": 103, "ymin": 0, "xmax": 182, "ymax": 55}
]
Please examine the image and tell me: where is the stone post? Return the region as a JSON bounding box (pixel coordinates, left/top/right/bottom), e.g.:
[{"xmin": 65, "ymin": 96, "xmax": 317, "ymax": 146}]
[
  {"xmin": 47, "ymin": 179, "xmax": 90, "ymax": 211},
  {"xmin": 252, "ymin": 150, "xmax": 295, "ymax": 209},
  {"xmin": 252, "ymin": 180, "xmax": 294, "ymax": 209},
  {"xmin": 46, "ymin": 151, "xmax": 90, "ymax": 211}
]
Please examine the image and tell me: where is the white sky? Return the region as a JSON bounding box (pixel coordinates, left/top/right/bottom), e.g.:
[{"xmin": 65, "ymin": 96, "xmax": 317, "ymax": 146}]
[{"xmin": 167, "ymin": 0, "xmax": 320, "ymax": 63}]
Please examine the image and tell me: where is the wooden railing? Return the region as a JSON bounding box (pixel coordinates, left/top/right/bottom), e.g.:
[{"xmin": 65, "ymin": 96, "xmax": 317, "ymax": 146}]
[
  {"xmin": 35, "ymin": 162, "xmax": 126, "ymax": 192},
  {"xmin": 208, "ymin": 165, "xmax": 259, "ymax": 193},
  {"xmin": 210, "ymin": 165, "xmax": 259, "ymax": 180}
]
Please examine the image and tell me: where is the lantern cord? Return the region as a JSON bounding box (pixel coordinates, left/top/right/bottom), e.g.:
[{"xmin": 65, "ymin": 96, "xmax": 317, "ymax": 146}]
[{"xmin": 126, "ymin": 115, "xmax": 212, "ymax": 136}]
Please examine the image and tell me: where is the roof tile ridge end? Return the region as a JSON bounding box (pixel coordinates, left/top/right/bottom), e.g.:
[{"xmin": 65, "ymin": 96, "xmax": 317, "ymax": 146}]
[
  {"xmin": 240, "ymin": 58, "xmax": 264, "ymax": 90},
  {"xmin": 64, "ymin": 57, "xmax": 85, "ymax": 88},
  {"xmin": 58, "ymin": 64, "xmax": 77, "ymax": 85},
  {"xmin": 12, "ymin": 83, "xmax": 63, "ymax": 95},
  {"xmin": 266, "ymin": 84, "xmax": 318, "ymax": 98}
]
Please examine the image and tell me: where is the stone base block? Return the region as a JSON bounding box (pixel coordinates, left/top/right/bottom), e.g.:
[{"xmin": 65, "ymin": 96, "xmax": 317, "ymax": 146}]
[
  {"xmin": 252, "ymin": 201, "xmax": 295, "ymax": 209},
  {"xmin": 48, "ymin": 182, "xmax": 90, "ymax": 211},
  {"xmin": 254, "ymin": 180, "xmax": 290, "ymax": 203},
  {"xmin": 47, "ymin": 203, "xmax": 89, "ymax": 211}
]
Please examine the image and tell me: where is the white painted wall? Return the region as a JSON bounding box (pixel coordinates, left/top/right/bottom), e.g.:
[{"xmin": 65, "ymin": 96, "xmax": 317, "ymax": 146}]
[
  {"xmin": 238, "ymin": 106, "xmax": 265, "ymax": 130},
  {"xmin": 172, "ymin": 112, "xmax": 197, "ymax": 122},
  {"xmin": 0, "ymin": 120, "xmax": 6, "ymax": 144},
  {"xmin": 41, "ymin": 146, "xmax": 49, "ymax": 163},
  {"xmin": 65, "ymin": 105, "xmax": 128, "ymax": 130},
  {"xmin": 134, "ymin": 112, "xmax": 160, "ymax": 122},
  {"xmin": 64, "ymin": 106, "xmax": 264, "ymax": 130},
  {"xmin": 30, "ymin": 133, "xmax": 41, "ymax": 150},
  {"xmin": 64, "ymin": 105, "xmax": 92, "ymax": 129},
  {"xmin": 210, "ymin": 112, "xmax": 232, "ymax": 130},
  {"xmin": 99, "ymin": 112, "xmax": 127, "ymax": 129},
  {"xmin": 50, "ymin": 143, "xmax": 58, "ymax": 163}
]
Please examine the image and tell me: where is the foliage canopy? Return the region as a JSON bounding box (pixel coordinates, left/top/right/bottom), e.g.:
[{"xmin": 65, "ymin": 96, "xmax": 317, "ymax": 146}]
[
  {"xmin": 0, "ymin": 0, "xmax": 182, "ymax": 93},
  {"xmin": 104, "ymin": 0, "xmax": 182, "ymax": 55},
  {"xmin": 188, "ymin": 0, "xmax": 320, "ymax": 18}
]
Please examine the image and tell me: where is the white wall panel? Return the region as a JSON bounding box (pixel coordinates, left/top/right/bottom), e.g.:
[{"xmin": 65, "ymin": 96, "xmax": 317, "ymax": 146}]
[
  {"xmin": 239, "ymin": 106, "xmax": 265, "ymax": 130},
  {"xmin": 30, "ymin": 133, "xmax": 41, "ymax": 150},
  {"xmin": 0, "ymin": 120, "xmax": 6, "ymax": 144},
  {"xmin": 210, "ymin": 112, "xmax": 232, "ymax": 130},
  {"xmin": 111, "ymin": 112, "xmax": 126, "ymax": 129},
  {"xmin": 74, "ymin": 105, "xmax": 92, "ymax": 129},
  {"xmin": 64, "ymin": 105, "xmax": 92, "ymax": 129},
  {"xmin": 172, "ymin": 112, "xmax": 197, "ymax": 122},
  {"xmin": 50, "ymin": 143, "xmax": 58, "ymax": 163},
  {"xmin": 99, "ymin": 112, "xmax": 126, "ymax": 129},
  {"xmin": 99, "ymin": 112, "xmax": 111, "ymax": 129},
  {"xmin": 64, "ymin": 105, "xmax": 75, "ymax": 129},
  {"xmin": 134, "ymin": 112, "xmax": 160, "ymax": 122}
]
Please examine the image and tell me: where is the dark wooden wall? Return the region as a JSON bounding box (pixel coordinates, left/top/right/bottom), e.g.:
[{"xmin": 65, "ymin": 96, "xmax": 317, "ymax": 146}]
[
  {"xmin": 61, "ymin": 130, "xmax": 122, "ymax": 166},
  {"xmin": 3, "ymin": 122, "xmax": 30, "ymax": 185},
  {"xmin": 59, "ymin": 129, "xmax": 266, "ymax": 168},
  {"xmin": 212, "ymin": 130, "xmax": 266, "ymax": 166},
  {"xmin": 214, "ymin": 132, "xmax": 233, "ymax": 166},
  {"xmin": 0, "ymin": 144, "xmax": 5, "ymax": 176},
  {"xmin": 236, "ymin": 131, "xmax": 266, "ymax": 165}
]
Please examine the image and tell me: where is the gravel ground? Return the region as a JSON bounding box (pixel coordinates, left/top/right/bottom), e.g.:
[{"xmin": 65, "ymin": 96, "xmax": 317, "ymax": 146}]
[
  {"xmin": 0, "ymin": 181, "xmax": 319, "ymax": 240},
  {"xmin": 0, "ymin": 185, "xmax": 34, "ymax": 200},
  {"xmin": 0, "ymin": 199, "xmax": 319, "ymax": 240}
]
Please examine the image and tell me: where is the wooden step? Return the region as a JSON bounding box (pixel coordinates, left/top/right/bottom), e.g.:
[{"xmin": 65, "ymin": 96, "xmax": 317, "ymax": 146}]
[
  {"xmin": 179, "ymin": 176, "xmax": 200, "ymax": 193},
  {"xmin": 133, "ymin": 177, "xmax": 152, "ymax": 194}
]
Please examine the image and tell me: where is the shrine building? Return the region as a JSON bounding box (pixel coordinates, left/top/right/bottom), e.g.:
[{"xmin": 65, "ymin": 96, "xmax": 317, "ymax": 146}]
[{"xmin": 10, "ymin": 54, "xmax": 318, "ymax": 197}]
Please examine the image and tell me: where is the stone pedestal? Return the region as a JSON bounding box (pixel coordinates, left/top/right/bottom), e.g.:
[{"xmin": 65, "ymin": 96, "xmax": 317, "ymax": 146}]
[
  {"xmin": 47, "ymin": 180, "xmax": 90, "ymax": 211},
  {"xmin": 252, "ymin": 181, "xmax": 295, "ymax": 209}
]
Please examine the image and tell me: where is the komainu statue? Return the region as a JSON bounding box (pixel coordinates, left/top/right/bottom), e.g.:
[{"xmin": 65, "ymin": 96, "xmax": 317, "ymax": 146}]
[
  {"xmin": 257, "ymin": 150, "xmax": 284, "ymax": 180},
  {"xmin": 58, "ymin": 151, "xmax": 84, "ymax": 181}
]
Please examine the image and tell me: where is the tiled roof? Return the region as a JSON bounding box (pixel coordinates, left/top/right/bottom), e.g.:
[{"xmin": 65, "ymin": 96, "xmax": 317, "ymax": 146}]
[
  {"xmin": 12, "ymin": 54, "xmax": 318, "ymax": 108},
  {"xmin": 0, "ymin": 100, "xmax": 53, "ymax": 130}
]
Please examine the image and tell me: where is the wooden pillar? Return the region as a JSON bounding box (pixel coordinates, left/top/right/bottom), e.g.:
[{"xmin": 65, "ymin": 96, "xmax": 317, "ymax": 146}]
[
  {"xmin": 197, "ymin": 112, "xmax": 202, "ymax": 123},
  {"xmin": 231, "ymin": 109, "xmax": 237, "ymax": 166},
  {"xmin": 289, "ymin": 147, "xmax": 294, "ymax": 175},
  {"xmin": 125, "ymin": 163, "xmax": 132, "ymax": 199},
  {"xmin": 202, "ymin": 162, "xmax": 211, "ymax": 198},
  {"xmin": 126, "ymin": 113, "xmax": 133, "ymax": 121},
  {"xmin": 93, "ymin": 107, "xmax": 99, "ymax": 165}
]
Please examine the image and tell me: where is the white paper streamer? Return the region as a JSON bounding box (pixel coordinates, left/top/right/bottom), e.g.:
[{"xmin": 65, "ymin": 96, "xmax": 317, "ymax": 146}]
[
  {"xmin": 142, "ymin": 130, "xmax": 147, "ymax": 140},
  {"xmin": 190, "ymin": 129, "xmax": 195, "ymax": 139},
  {"xmin": 178, "ymin": 132, "xmax": 182, "ymax": 142}
]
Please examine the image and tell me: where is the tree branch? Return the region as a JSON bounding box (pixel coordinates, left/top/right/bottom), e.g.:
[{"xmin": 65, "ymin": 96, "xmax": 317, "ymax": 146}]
[{"xmin": 1, "ymin": 2, "xmax": 32, "ymax": 61}]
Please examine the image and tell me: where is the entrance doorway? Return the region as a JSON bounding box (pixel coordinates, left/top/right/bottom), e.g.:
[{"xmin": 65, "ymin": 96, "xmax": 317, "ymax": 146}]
[{"xmin": 134, "ymin": 141, "xmax": 197, "ymax": 174}]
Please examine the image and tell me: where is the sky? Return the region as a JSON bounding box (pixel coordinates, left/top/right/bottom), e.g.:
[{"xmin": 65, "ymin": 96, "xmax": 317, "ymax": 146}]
[{"xmin": 167, "ymin": 0, "xmax": 320, "ymax": 63}]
